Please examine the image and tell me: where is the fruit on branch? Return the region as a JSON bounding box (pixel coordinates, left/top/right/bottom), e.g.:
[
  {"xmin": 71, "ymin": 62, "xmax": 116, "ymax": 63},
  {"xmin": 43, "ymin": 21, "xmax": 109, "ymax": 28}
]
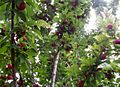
[
  {"xmin": 78, "ymin": 80, "xmax": 84, "ymax": 87},
  {"xmin": 59, "ymin": 25, "xmax": 65, "ymax": 32},
  {"xmin": 16, "ymin": 1, "xmax": 26, "ymax": 11},
  {"xmin": 33, "ymin": 83, "xmax": 39, "ymax": 87},
  {"xmin": 113, "ymin": 39, "xmax": 120, "ymax": 44},
  {"xmin": 100, "ymin": 52, "xmax": 106, "ymax": 60},
  {"xmin": 0, "ymin": 75, "xmax": 4, "ymax": 80},
  {"xmin": 62, "ymin": 19, "xmax": 69, "ymax": 25},
  {"xmin": 67, "ymin": 25, "xmax": 76, "ymax": 34},
  {"xmin": 7, "ymin": 64, "xmax": 12, "ymax": 69},
  {"xmin": 61, "ymin": 40, "xmax": 65, "ymax": 46},
  {"xmin": 19, "ymin": 43, "xmax": 26, "ymax": 48},
  {"xmin": 107, "ymin": 23, "xmax": 113, "ymax": 29},
  {"xmin": 16, "ymin": 30, "xmax": 26, "ymax": 40},
  {"xmin": 101, "ymin": 46, "xmax": 106, "ymax": 52},
  {"xmin": 23, "ymin": 36, "xmax": 27, "ymax": 41},
  {"xmin": 56, "ymin": 31, "xmax": 63, "ymax": 39},
  {"xmin": 105, "ymin": 71, "xmax": 114, "ymax": 80},
  {"xmin": 71, "ymin": 0, "xmax": 78, "ymax": 8},
  {"xmin": 51, "ymin": 41, "xmax": 57, "ymax": 47},
  {"xmin": 65, "ymin": 44, "xmax": 72, "ymax": 52},
  {"xmin": 76, "ymin": 13, "xmax": 86, "ymax": 19},
  {"xmin": 7, "ymin": 75, "xmax": 13, "ymax": 80},
  {"xmin": 21, "ymin": 30, "xmax": 26, "ymax": 35},
  {"xmin": 76, "ymin": 15, "xmax": 81, "ymax": 19}
]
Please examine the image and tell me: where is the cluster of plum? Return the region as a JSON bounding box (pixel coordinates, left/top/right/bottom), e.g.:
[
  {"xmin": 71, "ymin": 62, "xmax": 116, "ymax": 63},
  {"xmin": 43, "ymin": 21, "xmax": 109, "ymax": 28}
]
[
  {"xmin": 77, "ymin": 23, "xmax": 119, "ymax": 87},
  {"xmin": 56, "ymin": 19, "xmax": 76, "ymax": 39},
  {"xmin": 107, "ymin": 23, "xmax": 120, "ymax": 44},
  {"xmin": 0, "ymin": 64, "xmax": 40, "ymax": 87},
  {"xmin": 16, "ymin": 29, "xmax": 27, "ymax": 49},
  {"xmin": 100, "ymin": 23, "xmax": 120, "ymax": 60},
  {"xmin": 15, "ymin": 1, "xmax": 27, "ymax": 49},
  {"xmin": 0, "ymin": 64, "xmax": 13, "ymax": 86}
]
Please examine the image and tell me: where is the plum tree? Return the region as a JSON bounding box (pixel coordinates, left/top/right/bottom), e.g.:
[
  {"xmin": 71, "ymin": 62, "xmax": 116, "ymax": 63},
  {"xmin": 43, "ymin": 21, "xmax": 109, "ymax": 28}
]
[{"xmin": 1, "ymin": 0, "xmax": 120, "ymax": 87}]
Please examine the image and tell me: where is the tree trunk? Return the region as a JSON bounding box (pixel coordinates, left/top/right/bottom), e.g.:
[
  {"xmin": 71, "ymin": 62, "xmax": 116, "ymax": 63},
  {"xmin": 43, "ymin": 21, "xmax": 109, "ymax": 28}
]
[
  {"xmin": 51, "ymin": 50, "xmax": 60, "ymax": 87},
  {"xmin": 11, "ymin": 0, "xmax": 17, "ymax": 87}
]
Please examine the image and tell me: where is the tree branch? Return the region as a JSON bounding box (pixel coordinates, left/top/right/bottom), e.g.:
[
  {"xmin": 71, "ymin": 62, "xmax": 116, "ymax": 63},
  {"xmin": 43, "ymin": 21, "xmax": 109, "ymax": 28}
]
[
  {"xmin": 51, "ymin": 50, "xmax": 60, "ymax": 87},
  {"xmin": 11, "ymin": 0, "xmax": 17, "ymax": 87},
  {"xmin": 19, "ymin": 71, "xmax": 24, "ymax": 87}
]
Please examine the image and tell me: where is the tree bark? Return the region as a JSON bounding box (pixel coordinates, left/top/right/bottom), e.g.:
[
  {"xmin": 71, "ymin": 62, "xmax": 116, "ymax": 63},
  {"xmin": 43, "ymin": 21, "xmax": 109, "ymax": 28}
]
[
  {"xmin": 51, "ymin": 50, "xmax": 60, "ymax": 87},
  {"xmin": 11, "ymin": 0, "xmax": 17, "ymax": 87}
]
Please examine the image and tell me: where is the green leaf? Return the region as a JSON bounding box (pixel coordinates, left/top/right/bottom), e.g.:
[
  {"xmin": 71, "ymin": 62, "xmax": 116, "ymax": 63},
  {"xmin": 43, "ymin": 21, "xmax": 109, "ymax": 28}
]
[
  {"xmin": 65, "ymin": 64, "xmax": 79, "ymax": 77},
  {"xmin": 27, "ymin": 31, "xmax": 35, "ymax": 43},
  {"xmin": 0, "ymin": 4, "xmax": 6, "ymax": 20},
  {"xmin": 94, "ymin": 34, "xmax": 107, "ymax": 42},
  {"xmin": 20, "ymin": 60, "xmax": 30, "ymax": 74},
  {"xmin": 36, "ymin": 20, "xmax": 51, "ymax": 28},
  {"xmin": 15, "ymin": 10, "xmax": 27, "ymax": 21},
  {"xmin": 20, "ymin": 54, "xmax": 26, "ymax": 64},
  {"xmin": 25, "ymin": 4, "xmax": 34, "ymax": 18},
  {"xmin": 96, "ymin": 72, "xmax": 104, "ymax": 83},
  {"xmin": 33, "ymin": 29, "xmax": 43, "ymax": 41},
  {"xmin": 0, "ymin": 46, "xmax": 7, "ymax": 54},
  {"xmin": 26, "ymin": 20, "xmax": 36, "ymax": 26},
  {"xmin": 116, "ymin": 78, "xmax": 120, "ymax": 83},
  {"xmin": 113, "ymin": 60, "xmax": 120, "ymax": 63},
  {"xmin": 26, "ymin": 49, "xmax": 37, "ymax": 62},
  {"xmin": 80, "ymin": 57, "xmax": 96, "ymax": 66}
]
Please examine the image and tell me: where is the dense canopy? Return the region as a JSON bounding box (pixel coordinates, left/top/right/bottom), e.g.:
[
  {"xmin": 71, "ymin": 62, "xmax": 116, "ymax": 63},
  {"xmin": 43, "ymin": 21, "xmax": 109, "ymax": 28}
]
[{"xmin": 0, "ymin": 0, "xmax": 120, "ymax": 87}]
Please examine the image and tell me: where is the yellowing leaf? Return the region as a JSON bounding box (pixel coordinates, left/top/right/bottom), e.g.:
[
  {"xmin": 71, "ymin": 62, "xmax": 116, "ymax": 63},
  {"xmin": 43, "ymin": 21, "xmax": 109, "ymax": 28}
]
[
  {"xmin": 36, "ymin": 20, "xmax": 50, "ymax": 28},
  {"xmin": 94, "ymin": 34, "xmax": 106, "ymax": 42}
]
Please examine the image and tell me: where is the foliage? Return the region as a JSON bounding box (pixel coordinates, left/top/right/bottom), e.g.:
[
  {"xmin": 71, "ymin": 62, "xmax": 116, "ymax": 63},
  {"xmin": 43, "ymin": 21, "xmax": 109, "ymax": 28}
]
[{"xmin": 0, "ymin": 0, "xmax": 120, "ymax": 87}]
